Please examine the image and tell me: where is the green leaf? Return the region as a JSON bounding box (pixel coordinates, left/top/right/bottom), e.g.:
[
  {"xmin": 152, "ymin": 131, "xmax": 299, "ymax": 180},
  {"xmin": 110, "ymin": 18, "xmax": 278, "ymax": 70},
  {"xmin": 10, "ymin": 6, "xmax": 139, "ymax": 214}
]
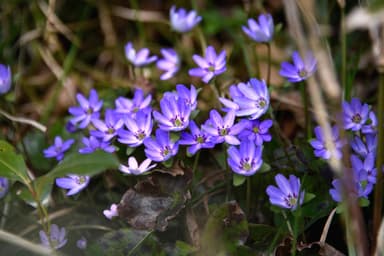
[
  {"xmin": 0, "ymin": 149, "xmax": 30, "ymax": 184},
  {"xmin": 0, "ymin": 140, "xmax": 15, "ymax": 152},
  {"xmin": 233, "ymin": 174, "xmax": 246, "ymax": 186},
  {"xmin": 258, "ymin": 162, "xmax": 271, "ymax": 173},
  {"xmin": 304, "ymin": 192, "xmax": 316, "ymax": 203},
  {"xmin": 17, "ymin": 175, "xmax": 53, "ymax": 208},
  {"xmin": 48, "ymin": 151, "xmax": 119, "ymax": 179},
  {"xmin": 359, "ymin": 197, "xmax": 370, "ymax": 207}
]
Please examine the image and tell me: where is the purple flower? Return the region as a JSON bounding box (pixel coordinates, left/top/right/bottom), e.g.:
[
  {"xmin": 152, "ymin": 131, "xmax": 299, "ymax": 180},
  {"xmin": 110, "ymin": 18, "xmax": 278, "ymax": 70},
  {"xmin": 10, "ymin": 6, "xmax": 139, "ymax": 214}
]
[
  {"xmin": 351, "ymin": 134, "xmax": 377, "ymax": 158},
  {"xmin": 266, "ymin": 174, "xmax": 304, "ymax": 210},
  {"xmin": 76, "ymin": 237, "xmax": 87, "ymax": 250},
  {"xmin": 0, "ymin": 177, "xmax": 9, "ymax": 199},
  {"xmin": 176, "ymin": 84, "xmax": 198, "ymax": 111},
  {"xmin": 231, "ymin": 79, "xmax": 270, "ymax": 120},
  {"xmin": 157, "ymin": 48, "xmax": 180, "ymax": 80},
  {"xmin": 39, "ymin": 224, "xmax": 67, "ymax": 249},
  {"xmin": 114, "ymin": 88, "xmax": 152, "ymax": 118},
  {"xmin": 0, "ymin": 64, "xmax": 11, "ymax": 94},
  {"xmin": 43, "ymin": 136, "xmax": 75, "ymax": 161},
  {"xmin": 118, "ymin": 110, "xmax": 153, "ymax": 147},
  {"xmin": 103, "ymin": 203, "xmax": 119, "ymax": 220},
  {"xmin": 153, "ymin": 96, "xmax": 191, "ymax": 132},
  {"xmin": 170, "ymin": 6, "xmax": 202, "ymax": 33},
  {"xmin": 242, "ymin": 14, "xmax": 274, "ymax": 43},
  {"xmin": 125, "ymin": 42, "xmax": 157, "ymax": 67},
  {"xmin": 55, "ymin": 175, "xmax": 90, "ymax": 196},
  {"xmin": 91, "ymin": 110, "xmax": 124, "ymax": 142},
  {"xmin": 189, "ymin": 46, "xmax": 226, "ymax": 83},
  {"xmin": 362, "ymin": 111, "xmax": 377, "ymax": 134},
  {"xmin": 330, "ymin": 169, "xmax": 374, "ymax": 203},
  {"xmin": 179, "ymin": 121, "xmax": 217, "ymax": 155},
  {"xmin": 238, "ymin": 119, "xmax": 273, "ymax": 145},
  {"xmin": 79, "ymin": 136, "xmax": 115, "ymax": 154},
  {"xmin": 119, "ymin": 157, "xmax": 156, "ymax": 175},
  {"xmin": 201, "ymin": 110, "xmax": 247, "ymax": 145},
  {"xmin": 279, "ymin": 51, "xmax": 317, "ymax": 83},
  {"xmin": 343, "ymin": 98, "xmax": 370, "ymax": 132},
  {"xmin": 143, "ymin": 129, "xmax": 179, "ymax": 162},
  {"xmin": 351, "ymin": 153, "xmax": 377, "ymax": 184},
  {"xmin": 68, "ymin": 89, "xmax": 103, "ymax": 129},
  {"xmin": 227, "ymin": 140, "xmax": 263, "ymax": 176},
  {"xmin": 310, "ymin": 125, "xmax": 344, "ymax": 160}
]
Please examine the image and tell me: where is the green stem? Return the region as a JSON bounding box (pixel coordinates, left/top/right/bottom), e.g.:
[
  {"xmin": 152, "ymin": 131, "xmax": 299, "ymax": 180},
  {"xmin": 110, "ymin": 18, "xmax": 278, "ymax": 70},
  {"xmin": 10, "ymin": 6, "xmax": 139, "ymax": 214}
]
[
  {"xmin": 192, "ymin": 151, "xmax": 201, "ymax": 186},
  {"xmin": 373, "ymin": 70, "xmax": 384, "ymax": 248},
  {"xmin": 282, "ymin": 211, "xmax": 293, "ymax": 235},
  {"xmin": 127, "ymin": 230, "xmax": 154, "ymax": 256},
  {"xmin": 246, "ymin": 177, "xmax": 251, "ymax": 216},
  {"xmin": 225, "ymin": 145, "xmax": 231, "ymax": 202},
  {"xmin": 196, "ymin": 27, "xmax": 207, "ymax": 53},
  {"xmin": 253, "ymin": 45, "xmax": 261, "ymax": 78},
  {"xmin": 209, "ymin": 79, "xmax": 221, "ymax": 108},
  {"xmin": 266, "ymin": 43, "xmax": 271, "ymax": 86},
  {"xmin": 300, "ymin": 82, "xmax": 311, "ymax": 139}
]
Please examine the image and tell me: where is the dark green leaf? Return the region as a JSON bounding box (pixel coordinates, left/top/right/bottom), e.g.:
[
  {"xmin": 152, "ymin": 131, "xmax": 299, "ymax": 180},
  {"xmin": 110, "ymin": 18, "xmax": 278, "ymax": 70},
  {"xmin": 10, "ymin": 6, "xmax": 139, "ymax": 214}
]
[
  {"xmin": 17, "ymin": 175, "xmax": 53, "ymax": 208},
  {"xmin": 48, "ymin": 151, "xmax": 119, "ymax": 178},
  {"xmin": 258, "ymin": 162, "xmax": 271, "ymax": 173},
  {"xmin": 0, "ymin": 149, "xmax": 30, "ymax": 184},
  {"xmin": 233, "ymin": 173, "xmax": 246, "ymax": 186}
]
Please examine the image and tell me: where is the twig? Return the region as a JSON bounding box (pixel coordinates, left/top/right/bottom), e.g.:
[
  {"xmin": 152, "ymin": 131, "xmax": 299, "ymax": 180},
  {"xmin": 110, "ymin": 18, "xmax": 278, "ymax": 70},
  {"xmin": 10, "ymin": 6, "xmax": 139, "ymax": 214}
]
[{"xmin": 0, "ymin": 109, "xmax": 46, "ymax": 132}]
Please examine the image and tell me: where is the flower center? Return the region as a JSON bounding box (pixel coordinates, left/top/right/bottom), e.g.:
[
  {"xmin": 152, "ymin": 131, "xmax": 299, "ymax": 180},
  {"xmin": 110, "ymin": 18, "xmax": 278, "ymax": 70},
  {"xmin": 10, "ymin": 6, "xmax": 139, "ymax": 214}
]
[
  {"xmin": 257, "ymin": 98, "xmax": 267, "ymax": 108},
  {"xmin": 208, "ymin": 65, "xmax": 216, "ymax": 72},
  {"xmin": 172, "ymin": 116, "xmax": 183, "ymax": 127},
  {"xmin": 161, "ymin": 146, "xmax": 171, "ymax": 156},
  {"xmin": 87, "ymin": 108, "xmax": 93, "ymax": 115},
  {"xmin": 219, "ymin": 127, "xmax": 229, "ymax": 136},
  {"xmin": 240, "ymin": 158, "xmax": 252, "ymax": 171},
  {"xmin": 136, "ymin": 130, "xmax": 146, "ymax": 140},
  {"xmin": 285, "ymin": 195, "xmax": 298, "ymax": 208},
  {"xmin": 196, "ymin": 135, "xmax": 206, "ymax": 144},
  {"xmin": 352, "ymin": 114, "xmax": 362, "ymax": 124},
  {"xmin": 108, "ymin": 128, "xmax": 115, "ymax": 134},
  {"xmin": 76, "ymin": 176, "xmax": 87, "ymax": 185},
  {"xmin": 298, "ymin": 69, "xmax": 307, "ymax": 78},
  {"xmin": 252, "ymin": 126, "xmax": 260, "ymax": 134}
]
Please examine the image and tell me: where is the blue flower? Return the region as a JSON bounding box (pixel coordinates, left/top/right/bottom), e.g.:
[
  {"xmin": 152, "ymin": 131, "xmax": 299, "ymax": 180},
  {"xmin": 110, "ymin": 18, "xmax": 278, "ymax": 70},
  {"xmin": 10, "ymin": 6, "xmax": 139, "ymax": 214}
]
[
  {"xmin": 157, "ymin": 48, "xmax": 180, "ymax": 80},
  {"xmin": 309, "ymin": 125, "xmax": 344, "ymax": 160},
  {"xmin": 230, "ymin": 78, "xmax": 270, "ymax": 120},
  {"xmin": 76, "ymin": 237, "xmax": 87, "ymax": 250},
  {"xmin": 119, "ymin": 156, "xmax": 156, "ymax": 175},
  {"xmin": 179, "ymin": 121, "xmax": 217, "ymax": 155},
  {"xmin": 343, "ymin": 98, "xmax": 370, "ymax": 132},
  {"xmin": 227, "ymin": 140, "xmax": 263, "ymax": 176},
  {"xmin": 114, "ymin": 88, "xmax": 152, "ymax": 118},
  {"xmin": 242, "ymin": 14, "xmax": 274, "ymax": 43},
  {"xmin": 91, "ymin": 110, "xmax": 124, "ymax": 142},
  {"xmin": 0, "ymin": 64, "xmax": 11, "ymax": 94},
  {"xmin": 118, "ymin": 110, "xmax": 153, "ymax": 147},
  {"xmin": 238, "ymin": 119, "xmax": 273, "ymax": 145},
  {"xmin": 266, "ymin": 174, "xmax": 304, "ymax": 210},
  {"xmin": 351, "ymin": 134, "xmax": 377, "ymax": 158},
  {"xmin": 43, "ymin": 136, "xmax": 75, "ymax": 161},
  {"xmin": 201, "ymin": 110, "xmax": 246, "ymax": 145},
  {"xmin": 189, "ymin": 46, "xmax": 226, "ymax": 83},
  {"xmin": 351, "ymin": 153, "xmax": 377, "ymax": 184},
  {"xmin": 153, "ymin": 96, "xmax": 191, "ymax": 132},
  {"xmin": 279, "ymin": 51, "xmax": 317, "ymax": 83},
  {"xmin": 39, "ymin": 224, "xmax": 67, "ymax": 250},
  {"xmin": 68, "ymin": 89, "xmax": 103, "ymax": 129},
  {"xmin": 176, "ymin": 84, "xmax": 198, "ymax": 111},
  {"xmin": 103, "ymin": 203, "xmax": 119, "ymax": 220},
  {"xmin": 0, "ymin": 177, "xmax": 9, "ymax": 199},
  {"xmin": 79, "ymin": 136, "xmax": 115, "ymax": 154},
  {"xmin": 170, "ymin": 6, "xmax": 202, "ymax": 33},
  {"xmin": 362, "ymin": 111, "xmax": 377, "ymax": 134},
  {"xmin": 144, "ymin": 129, "xmax": 179, "ymax": 162},
  {"xmin": 125, "ymin": 42, "xmax": 157, "ymax": 67},
  {"xmin": 56, "ymin": 175, "xmax": 90, "ymax": 196}
]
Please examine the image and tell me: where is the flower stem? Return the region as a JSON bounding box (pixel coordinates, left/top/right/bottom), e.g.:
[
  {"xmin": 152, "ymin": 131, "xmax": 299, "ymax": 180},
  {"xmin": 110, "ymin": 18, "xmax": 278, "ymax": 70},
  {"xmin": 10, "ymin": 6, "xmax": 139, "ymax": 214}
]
[
  {"xmin": 225, "ymin": 145, "xmax": 231, "ymax": 201},
  {"xmin": 246, "ymin": 176, "xmax": 251, "ymax": 216},
  {"xmin": 192, "ymin": 151, "xmax": 201, "ymax": 186},
  {"xmin": 253, "ymin": 45, "xmax": 261, "ymax": 78},
  {"xmin": 209, "ymin": 79, "xmax": 221, "ymax": 108},
  {"xmin": 266, "ymin": 43, "xmax": 271, "ymax": 86},
  {"xmin": 373, "ymin": 69, "xmax": 384, "ymax": 247},
  {"xmin": 300, "ymin": 82, "xmax": 311, "ymax": 139},
  {"xmin": 340, "ymin": 4, "xmax": 350, "ymax": 101}
]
